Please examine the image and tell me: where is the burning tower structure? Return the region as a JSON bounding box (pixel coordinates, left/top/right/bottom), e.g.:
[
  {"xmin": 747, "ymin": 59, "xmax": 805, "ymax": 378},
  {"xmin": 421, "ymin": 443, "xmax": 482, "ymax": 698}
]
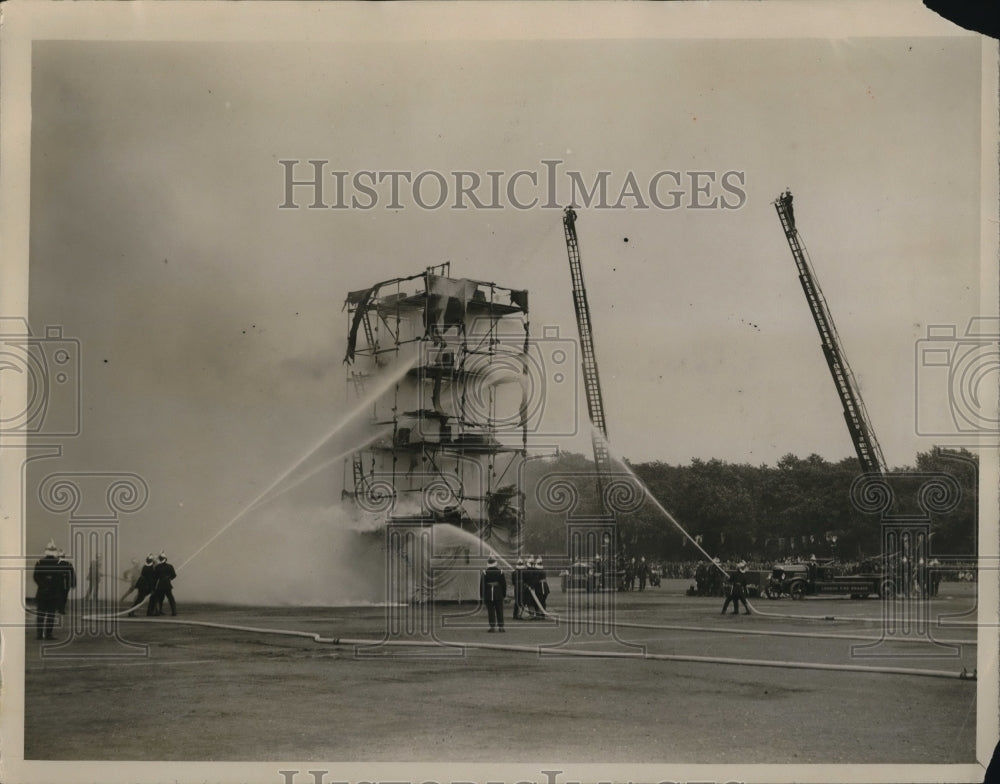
[{"xmin": 342, "ymin": 263, "xmax": 530, "ymax": 601}]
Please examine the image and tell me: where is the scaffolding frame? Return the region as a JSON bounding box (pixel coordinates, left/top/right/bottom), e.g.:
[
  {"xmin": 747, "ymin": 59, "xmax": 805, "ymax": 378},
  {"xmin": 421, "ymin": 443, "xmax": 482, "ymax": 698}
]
[{"xmin": 342, "ymin": 265, "xmax": 530, "ymax": 549}]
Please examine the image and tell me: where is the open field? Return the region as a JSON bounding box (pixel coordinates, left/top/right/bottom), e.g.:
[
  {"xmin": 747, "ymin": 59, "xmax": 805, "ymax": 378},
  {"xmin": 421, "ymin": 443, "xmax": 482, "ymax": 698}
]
[{"xmin": 23, "ymin": 580, "xmax": 979, "ymax": 764}]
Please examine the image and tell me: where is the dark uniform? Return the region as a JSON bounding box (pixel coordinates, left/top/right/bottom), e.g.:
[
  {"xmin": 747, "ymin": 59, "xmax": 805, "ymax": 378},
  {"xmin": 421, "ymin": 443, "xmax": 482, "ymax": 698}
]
[
  {"xmin": 84, "ymin": 555, "xmax": 102, "ymax": 601},
  {"xmin": 33, "ymin": 547, "xmax": 62, "ymax": 640},
  {"xmin": 521, "ymin": 558, "xmax": 538, "ymax": 617},
  {"xmin": 710, "ymin": 558, "xmax": 725, "ymax": 597},
  {"xmin": 119, "ymin": 559, "xmax": 142, "ymax": 603},
  {"xmin": 783, "ymin": 190, "xmax": 795, "ymax": 231},
  {"xmin": 148, "ymin": 554, "xmax": 177, "ymax": 617},
  {"xmin": 535, "ymin": 558, "xmax": 550, "ymax": 612},
  {"xmin": 900, "ymin": 556, "xmax": 913, "ymax": 598},
  {"xmin": 694, "ymin": 562, "xmax": 709, "ymax": 595},
  {"xmin": 512, "ymin": 559, "xmax": 526, "ymax": 619},
  {"xmin": 480, "ymin": 559, "xmax": 506, "ymax": 632},
  {"xmin": 637, "ymin": 557, "xmax": 648, "ymax": 591},
  {"xmin": 130, "ymin": 555, "xmax": 156, "ymax": 616},
  {"xmin": 722, "ymin": 563, "xmax": 751, "ymax": 615},
  {"xmin": 56, "ymin": 551, "xmax": 75, "ymax": 614},
  {"xmin": 806, "ymin": 557, "xmax": 819, "ymax": 591},
  {"xmin": 929, "ymin": 559, "xmax": 942, "ymax": 597}
]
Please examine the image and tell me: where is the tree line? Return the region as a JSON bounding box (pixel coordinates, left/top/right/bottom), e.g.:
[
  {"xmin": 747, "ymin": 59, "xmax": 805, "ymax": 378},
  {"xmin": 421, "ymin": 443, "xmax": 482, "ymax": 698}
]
[{"xmin": 521, "ymin": 447, "xmax": 978, "ymax": 563}]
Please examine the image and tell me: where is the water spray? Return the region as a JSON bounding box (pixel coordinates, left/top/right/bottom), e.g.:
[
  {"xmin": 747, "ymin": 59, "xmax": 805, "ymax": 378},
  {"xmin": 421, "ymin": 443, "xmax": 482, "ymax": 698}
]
[
  {"xmin": 594, "ymin": 429, "xmax": 924, "ymax": 624},
  {"xmin": 244, "ymin": 425, "xmax": 393, "ymax": 515},
  {"xmin": 177, "ymin": 353, "xmax": 418, "ymax": 572},
  {"xmin": 595, "ymin": 427, "xmax": 728, "ymax": 576}
]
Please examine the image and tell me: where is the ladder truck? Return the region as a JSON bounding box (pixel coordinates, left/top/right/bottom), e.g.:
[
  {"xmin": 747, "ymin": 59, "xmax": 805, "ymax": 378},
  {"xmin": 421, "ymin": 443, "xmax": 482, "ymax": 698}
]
[
  {"xmin": 773, "ymin": 191, "xmax": 907, "ymax": 599},
  {"xmin": 773, "ymin": 191, "xmax": 887, "ymax": 477},
  {"xmin": 561, "ymin": 207, "xmax": 613, "ymax": 497}
]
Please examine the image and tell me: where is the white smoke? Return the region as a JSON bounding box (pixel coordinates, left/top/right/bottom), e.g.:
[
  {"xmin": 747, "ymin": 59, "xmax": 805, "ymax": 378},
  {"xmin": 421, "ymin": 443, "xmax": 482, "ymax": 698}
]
[{"xmin": 180, "ymin": 503, "xmax": 387, "ymax": 606}]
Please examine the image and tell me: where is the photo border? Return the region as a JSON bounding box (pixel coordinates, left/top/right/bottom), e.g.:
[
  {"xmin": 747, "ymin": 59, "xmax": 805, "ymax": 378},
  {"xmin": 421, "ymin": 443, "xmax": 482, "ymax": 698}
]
[{"xmin": 1, "ymin": 2, "xmax": 996, "ymax": 783}]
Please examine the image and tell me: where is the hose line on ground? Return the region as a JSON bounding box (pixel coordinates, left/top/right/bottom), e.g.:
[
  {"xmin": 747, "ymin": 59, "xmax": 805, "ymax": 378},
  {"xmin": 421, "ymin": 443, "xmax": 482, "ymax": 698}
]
[{"xmin": 107, "ymin": 616, "xmax": 975, "ymax": 681}]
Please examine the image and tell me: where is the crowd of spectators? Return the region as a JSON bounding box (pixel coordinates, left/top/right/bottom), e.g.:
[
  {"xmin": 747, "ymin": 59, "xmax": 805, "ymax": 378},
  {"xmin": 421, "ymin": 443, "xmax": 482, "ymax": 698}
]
[{"xmin": 646, "ymin": 558, "xmax": 979, "ymax": 582}]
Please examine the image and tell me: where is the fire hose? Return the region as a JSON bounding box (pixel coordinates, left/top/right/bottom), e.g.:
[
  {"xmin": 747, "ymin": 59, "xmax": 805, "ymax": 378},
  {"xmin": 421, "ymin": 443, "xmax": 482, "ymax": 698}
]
[
  {"xmin": 102, "ymin": 614, "xmax": 976, "ymax": 681},
  {"xmin": 72, "ymin": 587, "xmax": 976, "ymax": 681}
]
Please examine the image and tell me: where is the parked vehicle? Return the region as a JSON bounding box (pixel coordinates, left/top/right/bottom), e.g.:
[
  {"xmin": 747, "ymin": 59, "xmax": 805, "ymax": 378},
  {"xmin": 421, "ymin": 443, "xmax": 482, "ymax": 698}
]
[
  {"xmin": 561, "ymin": 561, "xmax": 599, "ymax": 592},
  {"xmin": 763, "ymin": 561, "xmax": 894, "ymax": 600}
]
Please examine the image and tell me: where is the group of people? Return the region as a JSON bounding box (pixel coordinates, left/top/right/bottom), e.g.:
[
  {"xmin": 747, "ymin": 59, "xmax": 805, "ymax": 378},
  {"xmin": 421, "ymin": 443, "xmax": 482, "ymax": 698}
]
[
  {"xmin": 31, "ymin": 543, "xmax": 178, "ymax": 640},
  {"xmin": 512, "ymin": 555, "xmax": 550, "ymax": 620},
  {"xmin": 883, "ymin": 555, "xmax": 944, "ymax": 598},
  {"xmin": 479, "ymin": 555, "xmax": 551, "ymax": 632},
  {"xmin": 690, "ymin": 557, "xmax": 729, "ymax": 597},
  {"xmin": 122, "ymin": 552, "xmax": 178, "ymax": 617},
  {"xmin": 620, "ymin": 556, "xmax": 654, "ymax": 591}
]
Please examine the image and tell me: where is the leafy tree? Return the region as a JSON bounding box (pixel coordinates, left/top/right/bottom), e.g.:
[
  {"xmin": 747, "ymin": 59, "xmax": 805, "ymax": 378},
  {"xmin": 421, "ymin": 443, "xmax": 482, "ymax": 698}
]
[{"xmin": 520, "ymin": 447, "xmax": 978, "ymax": 565}]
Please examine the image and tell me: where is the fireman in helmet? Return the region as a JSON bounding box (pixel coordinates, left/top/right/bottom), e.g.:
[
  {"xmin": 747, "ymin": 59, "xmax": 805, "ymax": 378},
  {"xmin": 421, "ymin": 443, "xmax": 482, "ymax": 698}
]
[
  {"xmin": 535, "ymin": 557, "xmax": 550, "ymax": 613},
  {"xmin": 56, "ymin": 549, "xmax": 75, "ymax": 616},
  {"xmin": 33, "ymin": 541, "xmax": 62, "ymax": 640},
  {"xmin": 512, "ymin": 558, "xmax": 526, "ymax": 619},
  {"xmin": 480, "ymin": 555, "xmax": 506, "ymax": 632},
  {"xmin": 129, "ymin": 554, "xmax": 156, "ymax": 617},
  {"xmin": 148, "ymin": 552, "xmax": 177, "ymax": 617},
  {"xmin": 522, "ymin": 556, "xmax": 540, "ymax": 618},
  {"xmin": 722, "ymin": 561, "xmax": 752, "ymax": 615}
]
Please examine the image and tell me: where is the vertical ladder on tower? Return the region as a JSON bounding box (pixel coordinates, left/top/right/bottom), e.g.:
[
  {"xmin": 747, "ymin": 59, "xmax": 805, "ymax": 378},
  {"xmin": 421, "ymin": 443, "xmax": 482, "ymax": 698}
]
[
  {"xmin": 562, "ymin": 207, "xmax": 613, "ymax": 494},
  {"xmin": 350, "ymin": 370, "xmax": 370, "ymax": 398},
  {"xmin": 774, "ymin": 192, "xmax": 886, "ymax": 476},
  {"xmin": 352, "ymin": 456, "xmax": 365, "ymax": 493},
  {"xmin": 361, "ymin": 310, "xmax": 376, "ymax": 353}
]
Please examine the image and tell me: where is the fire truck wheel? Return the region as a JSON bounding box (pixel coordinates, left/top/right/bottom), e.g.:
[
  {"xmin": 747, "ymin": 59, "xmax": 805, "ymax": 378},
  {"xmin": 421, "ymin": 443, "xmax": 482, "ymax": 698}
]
[{"xmin": 789, "ymin": 582, "xmax": 805, "ymax": 600}]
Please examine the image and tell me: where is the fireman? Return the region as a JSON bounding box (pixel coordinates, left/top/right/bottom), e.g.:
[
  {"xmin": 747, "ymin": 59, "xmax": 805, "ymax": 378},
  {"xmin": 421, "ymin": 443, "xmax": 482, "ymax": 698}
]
[
  {"xmin": 783, "ymin": 189, "xmax": 795, "ymax": 231},
  {"xmin": 523, "ymin": 556, "xmax": 541, "ymax": 618},
  {"xmin": 710, "ymin": 557, "xmax": 725, "ymax": 596},
  {"xmin": 511, "ymin": 558, "xmax": 526, "ymax": 619},
  {"xmin": 929, "ymin": 558, "xmax": 942, "ymax": 597},
  {"xmin": 480, "ymin": 555, "xmax": 506, "ymax": 632},
  {"xmin": 535, "ymin": 557, "xmax": 550, "ymax": 613},
  {"xmin": 119, "ymin": 557, "xmax": 142, "ymax": 604},
  {"xmin": 56, "ymin": 549, "xmax": 76, "ymax": 615},
  {"xmin": 624, "ymin": 557, "xmax": 636, "ymax": 591},
  {"xmin": 129, "ymin": 554, "xmax": 156, "ymax": 617},
  {"xmin": 33, "ymin": 541, "xmax": 62, "ymax": 640},
  {"xmin": 148, "ymin": 552, "xmax": 177, "ymax": 617},
  {"xmin": 84, "ymin": 553, "xmax": 104, "ymax": 602},
  {"xmin": 722, "ymin": 561, "xmax": 751, "ymax": 615}
]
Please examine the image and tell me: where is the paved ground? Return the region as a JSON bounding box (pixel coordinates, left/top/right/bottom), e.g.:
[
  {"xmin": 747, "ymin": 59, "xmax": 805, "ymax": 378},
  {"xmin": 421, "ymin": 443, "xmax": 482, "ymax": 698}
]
[{"xmin": 22, "ymin": 581, "xmax": 980, "ymax": 764}]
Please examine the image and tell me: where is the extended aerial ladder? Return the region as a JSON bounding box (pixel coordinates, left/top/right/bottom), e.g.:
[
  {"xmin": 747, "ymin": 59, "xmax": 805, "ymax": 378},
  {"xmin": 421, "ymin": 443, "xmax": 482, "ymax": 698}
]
[
  {"xmin": 562, "ymin": 207, "xmax": 613, "ymax": 497},
  {"xmin": 774, "ymin": 191, "xmax": 887, "ymax": 476}
]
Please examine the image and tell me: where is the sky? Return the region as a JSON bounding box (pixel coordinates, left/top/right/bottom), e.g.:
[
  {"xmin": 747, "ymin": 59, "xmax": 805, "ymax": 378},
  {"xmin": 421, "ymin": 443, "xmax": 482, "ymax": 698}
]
[{"xmin": 19, "ymin": 31, "xmax": 989, "ymax": 600}]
